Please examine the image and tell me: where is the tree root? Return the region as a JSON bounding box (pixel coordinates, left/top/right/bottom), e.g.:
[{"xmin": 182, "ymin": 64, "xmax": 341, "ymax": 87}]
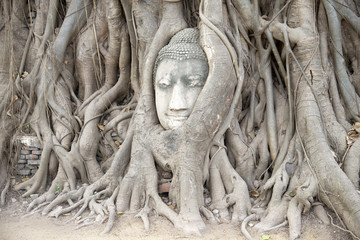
[
  {"xmin": 343, "ymin": 137, "xmax": 360, "ymax": 188},
  {"xmin": 100, "ymin": 186, "xmax": 120, "ymax": 235},
  {"xmin": 313, "ymin": 204, "xmax": 330, "ymax": 225},
  {"xmin": 0, "ymin": 178, "xmax": 10, "ymax": 206},
  {"xmin": 209, "ymin": 139, "xmax": 251, "ymax": 223},
  {"xmin": 135, "ymin": 198, "xmax": 152, "ymax": 232},
  {"xmin": 241, "ymin": 214, "xmax": 258, "ymax": 240},
  {"xmin": 22, "ymin": 202, "xmax": 49, "ymax": 218},
  {"xmin": 42, "ymin": 185, "xmax": 86, "ymax": 216}
]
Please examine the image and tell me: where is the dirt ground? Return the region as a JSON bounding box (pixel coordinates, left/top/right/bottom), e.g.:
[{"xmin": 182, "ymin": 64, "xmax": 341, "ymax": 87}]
[{"xmin": 0, "ymin": 189, "xmax": 353, "ymax": 240}]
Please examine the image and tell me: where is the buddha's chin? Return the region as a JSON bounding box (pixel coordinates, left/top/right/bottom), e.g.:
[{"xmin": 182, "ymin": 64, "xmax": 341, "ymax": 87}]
[{"xmin": 166, "ymin": 117, "xmax": 187, "ymax": 130}]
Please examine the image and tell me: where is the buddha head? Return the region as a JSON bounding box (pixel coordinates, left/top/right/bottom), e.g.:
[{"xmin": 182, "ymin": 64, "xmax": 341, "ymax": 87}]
[{"xmin": 154, "ymin": 28, "xmax": 209, "ymax": 130}]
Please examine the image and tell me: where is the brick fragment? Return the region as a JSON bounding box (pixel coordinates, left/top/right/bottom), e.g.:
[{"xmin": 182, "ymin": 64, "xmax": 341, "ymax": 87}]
[
  {"xmin": 27, "ymin": 164, "xmax": 38, "ymax": 169},
  {"xmin": 32, "ymin": 150, "xmax": 42, "ymax": 155},
  {"xmin": 19, "ymin": 155, "xmax": 26, "ymax": 160},
  {"xmin": 17, "ymin": 164, "xmax": 25, "ymax": 170},
  {"xmin": 20, "ymin": 150, "xmax": 31, "ymax": 155},
  {"xmin": 26, "ymin": 154, "xmax": 39, "ymax": 160},
  {"xmin": 158, "ymin": 182, "xmax": 171, "ymax": 193},
  {"xmin": 31, "ymin": 169, "xmax": 37, "ymax": 174},
  {"xmin": 22, "ymin": 146, "xmax": 40, "ymax": 151},
  {"xmin": 18, "ymin": 168, "xmax": 31, "ymax": 176},
  {"xmin": 27, "ymin": 159, "xmax": 41, "ymax": 165},
  {"xmin": 18, "ymin": 159, "xmax": 27, "ymax": 164}
]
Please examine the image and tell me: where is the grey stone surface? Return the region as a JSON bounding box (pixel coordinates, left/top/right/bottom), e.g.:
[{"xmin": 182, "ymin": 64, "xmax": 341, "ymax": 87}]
[
  {"xmin": 23, "ymin": 146, "xmax": 40, "ymax": 151},
  {"xmin": 26, "ymin": 154, "xmax": 39, "ymax": 160},
  {"xmin": 17, "ymin": 136, "xmax": 41, "ymax": 148},
  {"xmin": 17, "ymin": 164, "xmax": 25, "ymax": 170},
  {"xmin": 30, "ymin": 194, "xmax": 39, "ymax": 199},
  {"xmin": 18, "ymin": 159, "xmax": 27, "ymax": 164},
  {"xmin": 27, "ymin": 164, "xmax": 38, "ymax": 169},
  {"xmin": 20, "ymin": 149, "xmax": 31, "ymax": 155},
  {"xmin": 27, "ymin": 159, "xmax": 41, "ymax": 165},
  {"xmin": 32, "ymin": 150, "xmax": 42, "ymax": 155},
  {"xmin": 18, "ymin": 168, "xmax": 31, "ymax": 176}
]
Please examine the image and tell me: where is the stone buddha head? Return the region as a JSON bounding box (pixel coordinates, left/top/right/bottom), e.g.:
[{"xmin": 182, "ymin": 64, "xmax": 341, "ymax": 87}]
[{"xmin": 154, "ymin": 28, "xmax": 209, "ymax": 130}]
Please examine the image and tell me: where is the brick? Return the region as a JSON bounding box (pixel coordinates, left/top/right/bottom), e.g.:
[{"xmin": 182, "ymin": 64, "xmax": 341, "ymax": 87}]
[
  {"xmin": 19, "ymin": 155, "xmax": 26, "ymax": 160},
  {"xmin": 27, "ymin": 164, "xmax": 38, "ymax": 169},
  {"xmin": 18, "ymin": 168, "xmax": 31, "ymax": 176},
  {"xmin": 26, "ymin": 154, "xmax": 39, "ymax": 160},
  {"xmin": 20, "ymin": 149, "xmax": 31, "ymax": 155},
  {"xmin": 31, "ymin": 169, "xmax": 37, "ymax": 175},
  {"xmin": 18, "ymin": 159, "xmax": 27, "ymax": 164},
  {"xmin": 32, "ymin": 150, "xmax": 42, "ymax": 155},
  {"xmin": 27, "ymin": 159, "xmax": 41, "ymax": 165},
  {"xmin": 17, "ymin": 164, "xmax": 25, "ymax": 170},
  {"xmin": 22, "ymin": 146, "xmax": 40, "ymax": 151},
  {"xmin": 158, "ymin": 182, "xmax": 171, "ymax": 193}
]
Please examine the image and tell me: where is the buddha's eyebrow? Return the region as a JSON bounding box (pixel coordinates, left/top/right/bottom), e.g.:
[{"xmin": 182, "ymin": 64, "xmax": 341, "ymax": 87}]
[{"xmin": 188, "ymin": 75, "xmax": 202, "ymax": 81}]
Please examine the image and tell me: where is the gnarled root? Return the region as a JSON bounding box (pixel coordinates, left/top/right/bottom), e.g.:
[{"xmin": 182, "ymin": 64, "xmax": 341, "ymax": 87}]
[
  {"xmin": 209, "ymin": 142, "xmax": 251, "ymax": 223},
  {"xmin": 343, "ymin": 137, "xmax": 360, "ymax": 188},
  {"xmin": 253, "ymin": 163, "xmax": 292, "ymax": 232},
  {"xmin": 287, "ymin": 176, "xmax": 317, "ymax": 240},
  {"xmin": 0, "ymin": 178, "xmax": 10, "ymax": 206}
]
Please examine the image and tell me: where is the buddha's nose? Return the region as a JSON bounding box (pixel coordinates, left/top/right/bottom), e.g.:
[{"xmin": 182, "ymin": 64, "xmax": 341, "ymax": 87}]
[{"xmin": 169, "ymin": 83, "xmax": 188, "ymax": 111}]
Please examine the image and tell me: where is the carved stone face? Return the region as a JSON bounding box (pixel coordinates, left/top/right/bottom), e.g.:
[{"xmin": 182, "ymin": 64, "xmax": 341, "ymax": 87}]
[{"xmin": 155, "ymin": 58, "xmax": 209, "ymax": 130}]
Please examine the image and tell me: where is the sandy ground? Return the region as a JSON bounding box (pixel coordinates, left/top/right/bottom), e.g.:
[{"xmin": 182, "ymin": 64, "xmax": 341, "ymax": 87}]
[{"xmin": 0, "ymin": 190, "xmax": 353, "ymax": 240}]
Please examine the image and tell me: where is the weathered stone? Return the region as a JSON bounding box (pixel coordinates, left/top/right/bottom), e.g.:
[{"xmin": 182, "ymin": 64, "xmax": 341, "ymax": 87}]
[
  {"xmin": 18, "ymin": 159, "xmax": 27, "ymax": 164},
  {"xmin": 28, "ymin": 159, "xmax": 41, "ymax": 165},
  {"xmin": 17, "ymin": 164, "xmax": 25, "ymax": 170},
  {"xmin": 26, "ymin": 154, "xmax": 39, "ymax": 160},
  {"xmin": 20, "ymin": 149, "xmax": 31, "ymax": 155},
  {"xmin": 22, "ymin": 146, "xmax": 40, "ymax": 151},
  {"xmin": 27, "ymin": 164, "xmax": 38, "ymax": 169},
  {"xmin": 32, "ymin": 150, "xmax": 42, "ymax": 155},
  {"xmin": 17, "ymin": 136, "xmax": 41, "ymax": 148},
  {"xmin": 19, "ymin": 154, "xmax": 26, "ymax": 160},
  {"xmin": 18, "ymin": 168, "xmax": 31, "ymax": 176},
  {"xmin": 30, "ymin": 194, "xmax": 39, "ymax": 199},
  {"xmin": 31, "ymin": 169, "xmax": 37, "ymax": 174}
]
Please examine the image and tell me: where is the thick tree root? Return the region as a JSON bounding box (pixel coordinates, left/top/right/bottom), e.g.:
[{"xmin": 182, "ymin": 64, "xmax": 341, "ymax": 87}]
[
  {"xmin": 209, "ymin": 145, "xmax": 251, "ymax": 223},
  {"xmin": 0, "ymin": 178, "xmax": 10, "ymax": 206},
  {"xmin": 42, "ymin": 185, "xmax": 86, "ymax": 216},
  {"xmin": 241, "ymin": 214, "xmax": 258, "ymax": 240}
]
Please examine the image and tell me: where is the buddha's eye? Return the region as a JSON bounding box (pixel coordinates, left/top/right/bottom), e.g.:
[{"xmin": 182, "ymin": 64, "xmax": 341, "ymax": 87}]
[
  {"xmin": 187, "ymin": 75, "xmax": 205, "ymax": 88},
  {"xmin": 157, "ymin": 78, "xmax": 171, "ymax": 88}
]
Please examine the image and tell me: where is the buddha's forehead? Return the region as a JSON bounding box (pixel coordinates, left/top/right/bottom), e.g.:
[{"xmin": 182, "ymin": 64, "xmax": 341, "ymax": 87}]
[{"xmin": 156, "ymin": 58, "xmax": 208, "ymax": 77}]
